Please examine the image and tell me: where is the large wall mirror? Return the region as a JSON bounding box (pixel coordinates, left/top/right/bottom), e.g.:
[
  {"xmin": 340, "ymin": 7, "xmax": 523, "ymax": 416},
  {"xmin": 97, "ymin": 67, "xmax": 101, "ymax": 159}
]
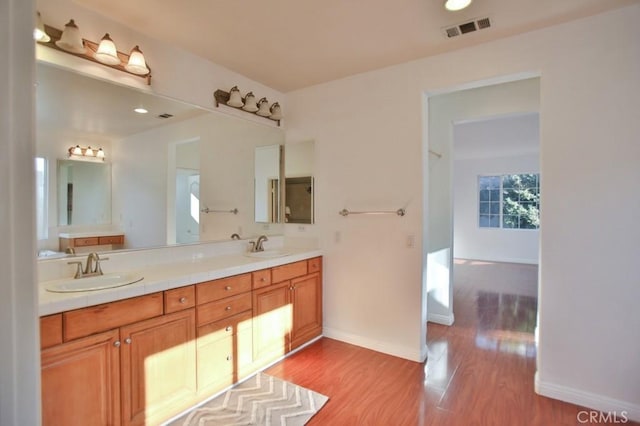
[{"xmin": 36, "ymin": 62, "xmax": 286, "ymax": 256}]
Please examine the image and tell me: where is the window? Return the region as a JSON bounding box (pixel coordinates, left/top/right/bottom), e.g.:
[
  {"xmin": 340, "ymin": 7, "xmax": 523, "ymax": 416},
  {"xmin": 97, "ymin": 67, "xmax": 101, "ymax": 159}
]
[
  {"xmin": 478, "ymin": 174, "xmax": 540, "ymax": 230},
  {"xmin": 35, "ymin": 157, "xmax": 48, "ymax": 240}
]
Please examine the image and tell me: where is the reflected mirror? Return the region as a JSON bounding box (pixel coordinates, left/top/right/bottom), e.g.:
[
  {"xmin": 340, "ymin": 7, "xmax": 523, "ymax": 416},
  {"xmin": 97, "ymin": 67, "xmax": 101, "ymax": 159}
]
[
  {"xmin": 254, "ymin": 145, "xmax": 282, "ymax": 223},
  {"xmin": 36, "ymin": 62, "xmax": 285, "ymax": 255},
  {"xmin": 57, "ymin": 160, "xmax": 111, "ymax": 226},
  {"xmin": 284, "ymin": 141, "xmax": 315, "ymax": 224}
]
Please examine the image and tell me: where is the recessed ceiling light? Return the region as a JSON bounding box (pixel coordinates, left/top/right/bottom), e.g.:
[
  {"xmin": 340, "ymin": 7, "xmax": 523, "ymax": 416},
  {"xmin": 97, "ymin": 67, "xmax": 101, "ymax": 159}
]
[
  {"xmin": 134, "ymin": 107, "xmax": 148, "ymax": 114},
  {"xmin": 445, "ymin": 0, "xmax": 472, "ymax": 11}
]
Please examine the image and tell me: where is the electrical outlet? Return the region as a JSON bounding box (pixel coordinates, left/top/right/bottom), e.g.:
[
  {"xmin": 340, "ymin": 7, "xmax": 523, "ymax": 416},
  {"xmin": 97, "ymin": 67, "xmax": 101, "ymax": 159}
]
[{"xmin": 406, "ymin": 234, "xmax": 415, "ymax": 248}]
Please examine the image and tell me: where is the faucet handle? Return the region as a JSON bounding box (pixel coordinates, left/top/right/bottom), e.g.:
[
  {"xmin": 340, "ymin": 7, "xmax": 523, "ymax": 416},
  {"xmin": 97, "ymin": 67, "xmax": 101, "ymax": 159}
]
[
  {"xmin": 95, "ymin": 256, "xmax": 109, "ymax": 275},
  {"xmin": 67, "ymin": 261, "xmax": 84, "ymax": 279},
  {"xmin": 248, "ymin": 241, "xmax": 255, "ymax": 252}
]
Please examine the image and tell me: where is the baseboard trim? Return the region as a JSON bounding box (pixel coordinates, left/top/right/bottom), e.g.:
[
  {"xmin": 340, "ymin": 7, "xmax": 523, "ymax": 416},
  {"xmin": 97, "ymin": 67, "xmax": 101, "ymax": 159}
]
[
  {"xmin": 323, "ymin": 327, "xmax": 424, "ymax": 362},
  {"xmin": 427, "ymin": 312, "xmax": 455, "ymax": 326},
  {"xmin": 535, "ymin": 372, "xmax": 640, "ymax": 422}
]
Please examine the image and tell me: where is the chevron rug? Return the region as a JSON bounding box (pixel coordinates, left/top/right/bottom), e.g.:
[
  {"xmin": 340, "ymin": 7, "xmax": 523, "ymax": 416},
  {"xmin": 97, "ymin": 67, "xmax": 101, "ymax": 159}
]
[{"xmin": 167, "ymin": 373, "xmax": 329, "ymax": 426}]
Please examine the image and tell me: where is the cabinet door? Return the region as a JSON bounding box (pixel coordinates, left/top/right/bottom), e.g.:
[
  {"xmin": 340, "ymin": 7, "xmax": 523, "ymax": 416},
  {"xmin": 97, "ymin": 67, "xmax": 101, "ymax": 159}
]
[
  {"xmin": 290, "ymin": 272, "xmax": 323, "ymax": 350},
  {"xmin": 252, "ymin": 281, "xmax": 292, "ymax": 366},
  {"xmin": 120, "ymin": 309, "xmax": 196, "ymax": 426},
  {"xmin": 41, "ymin": 329, "xmax": 120, "ymax": 426}
]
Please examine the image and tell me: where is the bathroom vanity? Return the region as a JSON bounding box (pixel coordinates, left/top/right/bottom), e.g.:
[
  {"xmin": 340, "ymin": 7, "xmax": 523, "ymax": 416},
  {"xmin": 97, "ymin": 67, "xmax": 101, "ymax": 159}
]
[{"xmin": 38, "ymin": 246, "xmax": 322, "ymax": 426}]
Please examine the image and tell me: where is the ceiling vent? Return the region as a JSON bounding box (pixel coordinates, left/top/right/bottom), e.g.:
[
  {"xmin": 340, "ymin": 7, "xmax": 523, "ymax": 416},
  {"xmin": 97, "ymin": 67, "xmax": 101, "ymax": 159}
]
[
  {"xmin": 157, "ymin": 113, "xmax": 174, "ymax": 119},
  {"xmin": 443, "ymin": 16, "xmax": 491, "ymax": 38}
]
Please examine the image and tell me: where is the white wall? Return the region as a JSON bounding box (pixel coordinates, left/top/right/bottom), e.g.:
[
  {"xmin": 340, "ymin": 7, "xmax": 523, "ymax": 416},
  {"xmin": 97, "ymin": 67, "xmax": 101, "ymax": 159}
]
[
  {"xmin": 0, "ymin": 1, "xmax": 41, "ymax": 425},
  {"xmin": 453, "ymin": 113, "xmax": 540, "ymax": 264},
  {"xmin": 285, "ymin": 5, "xmax": 640, "ymax": 419}
]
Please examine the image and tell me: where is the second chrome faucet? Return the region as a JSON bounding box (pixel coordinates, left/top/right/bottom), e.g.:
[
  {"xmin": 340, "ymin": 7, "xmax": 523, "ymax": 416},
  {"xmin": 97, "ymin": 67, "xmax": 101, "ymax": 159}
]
[{"xmin": 249, "ymin": 235, "xmax": 269, "ymax": 252}]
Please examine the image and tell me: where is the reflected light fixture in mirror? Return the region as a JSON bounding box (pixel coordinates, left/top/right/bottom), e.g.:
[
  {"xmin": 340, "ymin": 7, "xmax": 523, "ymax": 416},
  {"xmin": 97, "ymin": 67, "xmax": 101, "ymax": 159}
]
[
  {"xmin": 68, "ymin": 145, "xmax": 106, "ymax": 162},
  {"xmin": 34, "ymin": 12, "xmax": 50, "ymax": 42},
  {"xmin": 444, "ymin": 0, "xmax": 472, "ymax": 11},
  {"xmin": 55, "ymin": 19, "xmax": 85, "ymax": 54}
]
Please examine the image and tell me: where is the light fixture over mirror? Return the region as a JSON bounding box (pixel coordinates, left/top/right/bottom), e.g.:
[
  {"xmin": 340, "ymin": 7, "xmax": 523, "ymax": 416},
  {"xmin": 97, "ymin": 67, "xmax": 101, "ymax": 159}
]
[{"xmin": 36, "ymin": 17, "xmax": 152, "ymax": 84}]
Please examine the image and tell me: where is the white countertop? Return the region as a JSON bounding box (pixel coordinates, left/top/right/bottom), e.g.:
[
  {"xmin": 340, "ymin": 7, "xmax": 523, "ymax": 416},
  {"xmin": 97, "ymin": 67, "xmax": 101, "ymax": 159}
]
[
  {"xmin": 39, "ymin": 248, "xmax": 322, "ymax": 316},
  {"xmin": 58, "ymin": 231, "xmax": 125, "ymax": 238}
]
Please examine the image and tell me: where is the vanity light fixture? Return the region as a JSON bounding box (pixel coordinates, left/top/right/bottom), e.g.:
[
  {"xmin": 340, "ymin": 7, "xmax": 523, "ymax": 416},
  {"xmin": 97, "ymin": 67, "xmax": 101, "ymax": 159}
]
[
  {"xmin": 125, "ymin": 46, "xmax": 150, "ymax": 75},
  {"xmin": 36, "ymin": 18, "xmax": 152, "ymax": 84},
  {"xmin": 95, "ymin": 33, "xmax": 121, "ymax": 65},
  {"xmin": 34, "ymin": 12, "xmax": 51, "ymax": 42},
  {"xmin": 68, "ymin": 145, "xmax": 106, "ymax": 162},
  {"xmin": 214, "ymin": 87, "xmax": 283, "ymax": 126},
  {"xmin": 445, "ymin": 0, "xmax": 472, "ymax": 11}
]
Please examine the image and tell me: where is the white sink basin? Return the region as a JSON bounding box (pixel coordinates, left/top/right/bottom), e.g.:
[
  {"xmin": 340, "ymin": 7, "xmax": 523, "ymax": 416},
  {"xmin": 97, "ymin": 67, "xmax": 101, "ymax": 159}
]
[
  {"xmin": 45, "ymin": 273, "xmax": 144, "ymax": 293},
  {"xmin": 244, "ymin": 249, "xmax": 291, "ymax": 259}
]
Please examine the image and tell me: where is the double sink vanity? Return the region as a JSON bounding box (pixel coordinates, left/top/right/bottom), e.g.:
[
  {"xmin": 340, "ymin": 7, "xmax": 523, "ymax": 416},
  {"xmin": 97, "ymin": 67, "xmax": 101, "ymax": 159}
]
[{"xmin": 38, "ymin": 238, "xmax": 322, "ymax": 425}]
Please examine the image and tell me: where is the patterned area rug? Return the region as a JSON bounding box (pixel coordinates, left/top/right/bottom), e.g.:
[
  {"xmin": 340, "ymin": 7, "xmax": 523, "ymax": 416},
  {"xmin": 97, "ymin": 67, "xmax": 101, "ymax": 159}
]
[{"xmin": 167, "ymin": 373, "xmax": 329, "ymax": 426}]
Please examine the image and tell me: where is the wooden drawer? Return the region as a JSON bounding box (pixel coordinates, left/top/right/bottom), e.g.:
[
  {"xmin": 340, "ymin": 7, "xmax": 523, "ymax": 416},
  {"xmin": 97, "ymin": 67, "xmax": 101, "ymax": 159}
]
[
  {"xmin": 197, "ymin": 310, "xmax": 252, "ymax": 342},
  {"xmin": 63, "ymin": 293, "xmax": 163, "ymax": 341},
  {"xmin": 272, "ymin": 260, "xmax": 307, "ymax": 283},
  {"xmin": 197, "ymin": 293, "xmax": 252, "ymax": 327},
  {"xmin": 40, "ymin": 314, "xmax": 62, "ymax": 349},
  {"xmin": 197, "ymin": 327, "xmax": 253, "ymax": 393},
  {"xmin": 196, "ymin": 274, "xmax": 251, "ymax": 304},
  {"xmin": 165, "ymin": 285, "xmax": 195, "ymax": 313},
  {"xmin": 98, "ymin": 235, "xmax": 124, "ymax": 245},
  {"xmin": 308, "ymin": 257, "xmax": 322, "ymax": 274},
  {"xmin": 73, "ymin": 237, "xmax": 99, "ymax": 247},
  {"xmin": 252, "ymin": 269, "xmax": 271, "ymax": 289}
]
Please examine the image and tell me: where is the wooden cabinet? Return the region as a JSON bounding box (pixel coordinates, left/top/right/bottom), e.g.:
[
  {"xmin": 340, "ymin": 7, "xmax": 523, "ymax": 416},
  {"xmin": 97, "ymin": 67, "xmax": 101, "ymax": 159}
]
[
  {"xmin": 120, "ymin": 309, "xmax": 196, "ymax": 426},
  {"xmin": 41, "ymin": 298, "xmax": 195, "ymax": 426},
  {"xmin": 196, "ymin": 273, "xmax": 254, "ymax": 395},
  {"xmin": 290, "ymin": 271, "xmax": 322, "ymax": 350},
  {"xmin": 253, "ymin": 257, "xmax": 323, "ymax": 365},
  {"xmin": 41, "ymin": 329, "xmax": 121, "ymax": 426},
  {"xmin": 59, "ymin": 233, "xmax": 125, "ymax": 252},
  {"xmin": 40, "ymin": 256, "xmax": 322, "ymax": 426}
]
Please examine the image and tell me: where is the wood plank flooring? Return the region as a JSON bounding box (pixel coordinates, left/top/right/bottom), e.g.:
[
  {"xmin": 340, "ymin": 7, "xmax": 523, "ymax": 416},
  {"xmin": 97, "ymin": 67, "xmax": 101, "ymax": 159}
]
[{"xmin": 266, "ymin": 259, "xmax": 638, "ymax": 425}]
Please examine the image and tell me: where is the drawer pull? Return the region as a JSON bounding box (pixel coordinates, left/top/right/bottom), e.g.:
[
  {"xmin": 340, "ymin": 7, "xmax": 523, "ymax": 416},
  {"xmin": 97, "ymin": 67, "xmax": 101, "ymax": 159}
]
[
  {"xmin": 125, "ymin": 338, "xmax": 132, "ymax": 344},
  {"xmin": 225, "ymin": 326, "xmax": 232, "ymax": 332},
  {"xmin": 225, "ymin": 286, "xmax": 232, "ymax": 291},
  {"xmin": 113, "ymin": 340, "xmax": 121, "ymax": 348},
  {"xmin": 226, "ymin": 355, "xmax": 232, "ymax": 361},
  {"xmin": 179, "ymin": 297, "xmax": 187, "ymax": 304},
  {"xmin": 225, "ymin": 306, "xmax": 232, "ymax": 311}
]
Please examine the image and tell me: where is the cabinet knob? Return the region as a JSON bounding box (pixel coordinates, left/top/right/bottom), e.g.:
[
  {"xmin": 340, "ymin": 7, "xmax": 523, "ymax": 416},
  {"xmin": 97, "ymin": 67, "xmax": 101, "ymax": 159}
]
[
  {"xmin": 125, "ymin": 338, "xmax": 132, "ymax": 344},
  {"xmin": 114, "ymin": 340, "xmax": 121, "ymax": 347},
  {"xmin": 225, "ymin": 326, "xmax": 232, "ymax": 332},
  {"xmin": 179, "ymin": 297, "xmax": 187, "ymax": 304},
  {"xmin": 225, "ymin": 306, "xmax": 232, "ymax": 311},
  {"xmin": 260, "ymin": 277, "xmax": 266, "ymax": 282},
  {"xmin": 225, "ymin": 286, "xmax": 232, "ymax": 291},
  {"xmin": 226, "ymin": 355, "xmax": 232, "ymax": 361}
]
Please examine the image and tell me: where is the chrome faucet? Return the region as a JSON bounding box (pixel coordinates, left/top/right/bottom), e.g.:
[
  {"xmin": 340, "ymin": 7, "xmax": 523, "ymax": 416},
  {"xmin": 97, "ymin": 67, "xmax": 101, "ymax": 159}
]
[
  {"xmin": 250, "ymin": 235, "xmax": 268, "ymax": 252},
  {"xmin": 67, "ymin": 252, "xmax": 108, "ymax": 279}
]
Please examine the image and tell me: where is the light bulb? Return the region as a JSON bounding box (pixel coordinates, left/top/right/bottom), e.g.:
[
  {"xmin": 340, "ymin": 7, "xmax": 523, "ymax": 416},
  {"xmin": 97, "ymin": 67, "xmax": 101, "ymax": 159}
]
[
  {"xmin": 96, "ymin": 148, "xmax": 105, "ymax": 158},
  {"xmin": 55, "ymin": 19, "xmax": 85, "ymax": 54},
  {"xmin": 85, "ymin": 146, "xmax": 94, "ymax": 156},
  {"xmin": 72, "ymin": 145, "xmax": 82, "ymax": 155},
  {"xmin": 95, "ymin": 33, "xmax": 120, "ymax": 65},
  {"xmin": 125, "ymin": 45, "xmax": 150, "ymax": 75},
  {"xmin": 34, "ymin": 12, "xmax": 50, "ymax": 42},
  {"xmin": 444, "ymin": 0, "xmax": 472, "ymax": 11}
]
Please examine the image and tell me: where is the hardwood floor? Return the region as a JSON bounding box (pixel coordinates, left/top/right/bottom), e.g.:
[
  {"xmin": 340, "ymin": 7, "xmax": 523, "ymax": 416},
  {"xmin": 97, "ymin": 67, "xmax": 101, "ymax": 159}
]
[{"xmin": 266, "ymin": 260, "xmax": 637, "ymax": 425}]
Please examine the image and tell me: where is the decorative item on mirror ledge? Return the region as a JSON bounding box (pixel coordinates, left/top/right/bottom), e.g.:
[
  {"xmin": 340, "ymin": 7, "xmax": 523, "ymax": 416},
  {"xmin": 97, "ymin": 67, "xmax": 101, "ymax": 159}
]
[
  {"xmin": 214, "ymin": 87, "xmax": 282, "ymax": 126},
  {"xmin": 34, "ymin": 11, "xmax": 151, "ymax": 84}
]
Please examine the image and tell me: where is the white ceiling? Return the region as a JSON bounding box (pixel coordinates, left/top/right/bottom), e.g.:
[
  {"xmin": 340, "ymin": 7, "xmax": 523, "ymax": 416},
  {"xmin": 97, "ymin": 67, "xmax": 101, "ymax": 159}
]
[
  {"xmin": 453, "ymin": 112, "xmax": 539, "ymax": 160},
  {"xmin": 74, "ymin": 0, "xmax": 637, "ymax": 92}
]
